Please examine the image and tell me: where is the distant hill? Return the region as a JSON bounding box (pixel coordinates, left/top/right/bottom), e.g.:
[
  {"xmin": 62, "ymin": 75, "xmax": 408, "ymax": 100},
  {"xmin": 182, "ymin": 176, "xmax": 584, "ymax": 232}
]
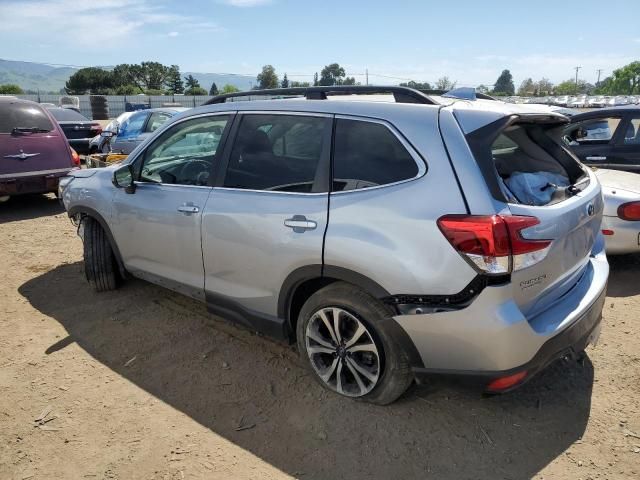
[
  {"xmin": 0, "ymin": 59, "xmax": 254, "ymax": 93},
  {"xmin": 0, "ymin": 59, "xmax": 78, "ymax": 93}
]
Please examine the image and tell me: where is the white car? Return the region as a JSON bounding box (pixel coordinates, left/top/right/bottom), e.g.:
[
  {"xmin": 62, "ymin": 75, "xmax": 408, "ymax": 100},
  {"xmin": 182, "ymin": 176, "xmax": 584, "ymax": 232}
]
[
  {"xmin": 569, "ymin": 96, "xmax": 588, "ymax": 108},
  {"xmin": 594, "ymin": 168, "xmax": 640, "ymax": 254}
]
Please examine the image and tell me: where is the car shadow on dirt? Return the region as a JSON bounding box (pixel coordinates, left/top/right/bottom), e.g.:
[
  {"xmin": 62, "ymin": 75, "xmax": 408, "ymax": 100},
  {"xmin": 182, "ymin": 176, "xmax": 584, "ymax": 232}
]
[
  {"xmin": 20, "ymin": 262, "xmax": 595, "ymax": 480},
  {"xmin": 607, "ymin": 254, "xmax": 640, "ymax": 297},
  {"xmin": 0, "ymin": 194, "xmax": 64, "ymax": 224}
]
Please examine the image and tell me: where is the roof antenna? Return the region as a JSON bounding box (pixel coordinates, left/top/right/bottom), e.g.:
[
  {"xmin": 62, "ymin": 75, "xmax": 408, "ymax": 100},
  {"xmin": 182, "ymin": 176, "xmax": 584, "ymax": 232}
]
[{"xmin": 442, "ymin": 87, "xmax": 477, "ymax": 100}]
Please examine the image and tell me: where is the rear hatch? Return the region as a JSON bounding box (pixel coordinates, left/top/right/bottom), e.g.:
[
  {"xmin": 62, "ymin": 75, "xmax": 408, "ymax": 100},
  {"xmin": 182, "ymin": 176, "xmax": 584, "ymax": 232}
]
[
  {"xmin": 460, "ymin": 112, "xmax": 603, "ymax": 316},
  {"xmin": 49, "ymin": 108, "xmax": 101, "ymax": 140},
  {"xmin": 0, "ymin": 100, "xmax": 73, "ymax": 176}
]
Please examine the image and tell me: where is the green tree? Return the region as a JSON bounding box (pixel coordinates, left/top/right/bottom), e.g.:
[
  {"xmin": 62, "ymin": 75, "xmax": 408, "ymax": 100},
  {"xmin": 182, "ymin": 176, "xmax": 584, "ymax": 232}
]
[
  {"xmin": 209, "ymin": 82, "xmax": 219, "ymax": 95},
  {"xmin": 257, "ymin": 65, "xmax": 279, "ymax": 89},
  {"xmin": 185, "ymin": 86, "xmax": 207, "ymax": 95},
  {"xmin": 598, "ymin": 61, "xmax": 640, "ymax": 94},
  {"xmin": 493, "ymin": 69, "xmax": 514, "ymax": 95},
  {"xmin": 290, "ymin": 81, "xmax": 310, "ymax": 87},
  {"xmin": 341, "ymin": 76, "xmax": 358, "ymax": 85},
  {"xmin": 184, "ymin": 74, "xmax": 200, "ymax": 90},
  {"xmin": 554, "ymin": 79, "xmax": 591, "ymax": 95},
  {"xmin": 281, "ymin": 73, "xmax": 289, "ymax": 88},
  {"xmin": 319, "ymin": 63, "xmax": 346, "ymax": 86},
  {"xmin": 517, "ymin": 78, "xmax": 535, "ymax": 96},
  {"xmin": 165, "ymin": 65, "xmax": 184, "ymax": 94},
  {"xmin": 476, "ymin": 84, "xmax": 489, "ymax": 94},
  {"xmin": 221, "ymin": 84, "xmax": 240, "ymax": 94},
  {"xmin": 435, "ymin": 76, "xmax": 456, "ymax": 91},
  {"xmin": 313, "ymin": 72, "xmax": 319, "ymax": 86},
  {"xmin": 0, "ymin": 84, "xmax": 23, "ymax": 94},
  {"xmin": 115, "ymin": 84, "xmax": 140, "ymax": 95},
  {"xmin": 400, "ymin": 80, "xmax": 432, "ymax": 90},
  {"xmin": 536, "ymin": 78, "xmax": 554, "ymax": 96},
  {"xmin": 65, "ymin": 67, "xmax": 113, "ymax": 94}
]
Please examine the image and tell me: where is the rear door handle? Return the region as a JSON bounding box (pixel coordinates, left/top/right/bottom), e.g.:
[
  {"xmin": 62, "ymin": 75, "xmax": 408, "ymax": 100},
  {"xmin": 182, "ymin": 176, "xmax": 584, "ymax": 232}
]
[
  {"xmin": 284, "ymin": 215, "xmax": 317, "ymax": 232},
  {"xmin": 586, "ymin": 156, "xmax": 607, "ymax": 161},
  {"xmin": 177, "ymin": 204, "xmax": 200, "ymax": 214}
]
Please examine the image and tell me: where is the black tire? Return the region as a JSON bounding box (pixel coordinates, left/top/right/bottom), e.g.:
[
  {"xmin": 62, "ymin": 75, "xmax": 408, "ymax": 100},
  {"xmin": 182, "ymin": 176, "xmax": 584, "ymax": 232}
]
[
  {"xmin": 89, "ymin": 95, "xmax": 107, "ymax": 106},
  {"xmin": 83, "ymin": 217, "xmax": 120, "ymax": 292},
  {"xmin": 296, "ymin": 282, "xmax": 413, "ymax": 405}
]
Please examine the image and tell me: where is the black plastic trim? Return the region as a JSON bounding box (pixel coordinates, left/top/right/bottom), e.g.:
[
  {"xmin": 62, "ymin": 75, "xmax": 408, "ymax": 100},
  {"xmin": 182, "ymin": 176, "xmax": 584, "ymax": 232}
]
[
  {"xmin": 383, "ymin": 274, "xmax": 510, "ymax": 310},
  {"xmin": 204, "ymin": 86, "xmax": 437, "ymax": 105},
  {"xmin": 205, "ymin": 291, "xmax": 287, "ymax": 340},
  {"xmin": 67, "ymin": 206, "xmax": 127, "ymax": 278}
]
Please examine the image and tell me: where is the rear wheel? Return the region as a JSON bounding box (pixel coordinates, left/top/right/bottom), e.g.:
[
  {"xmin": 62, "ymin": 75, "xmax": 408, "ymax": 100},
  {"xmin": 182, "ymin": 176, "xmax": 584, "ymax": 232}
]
[
  {"xmin": 83, "ymin": 217, "xmax": 120, "ymax": 292},
  {"xmin": 296, "ymin": 282, "xmax": 413, "ymax": 405}
]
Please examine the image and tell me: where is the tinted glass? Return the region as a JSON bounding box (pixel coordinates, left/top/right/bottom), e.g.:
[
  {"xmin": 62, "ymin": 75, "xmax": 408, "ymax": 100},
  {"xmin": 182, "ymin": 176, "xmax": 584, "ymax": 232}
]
[
  {"xmin": 624, "ymin": 119, "xmax": 640, "ymax": 145},
  {"xmin": 567, "ymin": 117, "xmax": 621, "ymax": 144},
  {"xmin": 48, "ymin": 108, "xmax": 89, "ymax": 121},
  {"xmin": 118, "ymin": 112, "xmax": 147, "ymax": 139},
  {"xmin": 145, "ymin": 112, "xmax": 172, "ymax": 133},
  {"xmin": 224, "ymin": 114, "xmax": 328, "ymax": 192},
  {"xmin": 140, "ymin": 115, "xmax": 229, "ymax": 186},
  {"xmin": 0, "ymin": 101, "xmax": 53, "ymax": 133},
  {"xmin": 332, "ymin": 119, "xmax": 419, "ymax": 191}
]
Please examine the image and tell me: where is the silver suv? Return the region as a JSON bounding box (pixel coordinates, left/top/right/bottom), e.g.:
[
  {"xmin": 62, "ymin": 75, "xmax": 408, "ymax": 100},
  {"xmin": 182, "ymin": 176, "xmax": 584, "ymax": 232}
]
[{"xmin": 60, "ymin": 86, "xmax": 608, "ymax": 405}]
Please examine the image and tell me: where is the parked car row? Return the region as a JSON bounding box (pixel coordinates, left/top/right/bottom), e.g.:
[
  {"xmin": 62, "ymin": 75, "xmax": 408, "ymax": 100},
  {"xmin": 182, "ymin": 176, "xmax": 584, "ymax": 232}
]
[{"xmin": 506, "ymin": 95, "xmax": 639, "ymax": 108}]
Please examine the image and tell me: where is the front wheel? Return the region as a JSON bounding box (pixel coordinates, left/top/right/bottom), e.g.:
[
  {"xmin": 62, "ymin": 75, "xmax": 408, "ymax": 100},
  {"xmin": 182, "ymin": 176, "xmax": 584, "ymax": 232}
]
[
  {"xmin": 82, "ymin": 217, "xmax": 120, "ymax": 292},
  {"xmin": 296, "ymin": 282, "xmax": 413, "ymax": 405}
]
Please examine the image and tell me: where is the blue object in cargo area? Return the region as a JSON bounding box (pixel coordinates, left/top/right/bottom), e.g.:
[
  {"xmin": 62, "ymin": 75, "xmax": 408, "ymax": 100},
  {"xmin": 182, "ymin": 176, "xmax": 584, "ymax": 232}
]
[{"xmin": 504, "ymin": 171, "xmax": 570, "ymax": 206}]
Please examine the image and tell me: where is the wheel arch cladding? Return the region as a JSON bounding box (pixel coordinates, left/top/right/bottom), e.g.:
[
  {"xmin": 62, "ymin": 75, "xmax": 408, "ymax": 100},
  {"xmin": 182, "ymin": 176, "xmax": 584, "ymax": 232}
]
[
  {"xmin": 67, "ymin": 206, "xmax": 127, "ymax": 278},
  {"xmin": 279, "ymin": 265, "xmax": 424, "ymax": 369}
]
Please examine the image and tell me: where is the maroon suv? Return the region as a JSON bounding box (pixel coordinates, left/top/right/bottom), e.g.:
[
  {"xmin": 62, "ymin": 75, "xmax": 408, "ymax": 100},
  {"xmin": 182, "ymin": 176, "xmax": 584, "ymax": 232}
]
[{"xmin": 0, "ymin": 97, "xmax": 80, "ymax": 202}]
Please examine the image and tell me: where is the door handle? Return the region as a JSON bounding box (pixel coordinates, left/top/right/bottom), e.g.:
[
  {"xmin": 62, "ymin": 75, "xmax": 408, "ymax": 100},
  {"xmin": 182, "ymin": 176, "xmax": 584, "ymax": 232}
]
[
  {"xmin": 284, "ymin": 215, "xmax": 317, "ymax": 232},
  {"xmin": 177, "ymin": 204, "xmax": 200, "ymax": 214},
  {"xmin": 586, "ymin": 156, "xmax": 607, "ymax": 161}
]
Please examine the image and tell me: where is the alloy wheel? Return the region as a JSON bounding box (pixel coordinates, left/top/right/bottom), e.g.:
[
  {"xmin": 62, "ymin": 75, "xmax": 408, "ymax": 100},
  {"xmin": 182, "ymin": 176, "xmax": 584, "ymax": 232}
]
[{"xmin": 305, "ymin": 307, "xmax": 381, "ymax": 397}]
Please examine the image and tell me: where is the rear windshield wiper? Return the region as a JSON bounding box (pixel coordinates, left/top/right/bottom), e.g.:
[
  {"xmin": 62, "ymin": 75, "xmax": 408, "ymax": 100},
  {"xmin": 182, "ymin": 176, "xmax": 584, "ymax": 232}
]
[{"xmin": 12, "ymin": 127, "xmax": 51, "ymax": 134}]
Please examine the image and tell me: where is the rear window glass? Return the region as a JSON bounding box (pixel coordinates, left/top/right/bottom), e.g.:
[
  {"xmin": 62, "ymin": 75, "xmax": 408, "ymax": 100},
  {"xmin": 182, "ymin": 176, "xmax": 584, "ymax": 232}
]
[
  {"xmin": 0, "ymin": 101, "xmax": 54, "ymax": 133},
  {"xmin": 48, "ymin": 108, "xmax": 89, "ymax": 122},
  {"xmin": 566, "ymin": 117, "xmax": 621, "ymax": 144}
]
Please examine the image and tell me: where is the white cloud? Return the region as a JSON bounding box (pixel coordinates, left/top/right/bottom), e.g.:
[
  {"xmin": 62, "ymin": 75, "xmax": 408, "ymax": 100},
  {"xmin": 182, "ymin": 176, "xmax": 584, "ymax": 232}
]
[
  {"xmin": 0, "ymin": 0, "xmax": 221, "ymax": 46},
  {"xmin": 221, "ymin": 0, "xmax": 272, "ymax": 6},
  {"xmin": 168, "ymin": 31, "xmax": 179, "ymax": 37}
]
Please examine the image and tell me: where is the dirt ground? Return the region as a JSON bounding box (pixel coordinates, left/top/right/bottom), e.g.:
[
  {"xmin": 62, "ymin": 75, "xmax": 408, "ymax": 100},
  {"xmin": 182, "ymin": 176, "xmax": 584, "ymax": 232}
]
[{"xmin": 0, "ymin": 194, "xmax": 639, "ymax": 480}]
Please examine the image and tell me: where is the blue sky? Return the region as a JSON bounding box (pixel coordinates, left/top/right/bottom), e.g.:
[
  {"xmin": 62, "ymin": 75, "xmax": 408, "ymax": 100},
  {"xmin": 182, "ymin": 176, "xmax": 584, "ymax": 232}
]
[{"xmin": 0, "ymin": 0, "xmax": 638, "ymax": 87}]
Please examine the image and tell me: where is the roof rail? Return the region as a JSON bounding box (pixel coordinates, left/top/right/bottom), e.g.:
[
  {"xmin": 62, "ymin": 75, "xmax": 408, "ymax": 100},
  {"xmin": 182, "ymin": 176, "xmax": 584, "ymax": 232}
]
[
  {"xmin": 419, "ymin": 88, "xmax": 497, "ymax": 101},
  {"xmin": 203, "ymin": 85, "xmax": 437, "ymax": 105}
]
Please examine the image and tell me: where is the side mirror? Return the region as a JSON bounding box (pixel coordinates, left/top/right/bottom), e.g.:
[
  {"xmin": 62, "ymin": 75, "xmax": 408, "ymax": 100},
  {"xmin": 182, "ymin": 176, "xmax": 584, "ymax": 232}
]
[
  {"xmin": 112, "ymin": 164, "xmax": 136, "ymax": 194},
  {"xmin": 101, "ymin": 131, "xmax": 115, "ymax": 138}
]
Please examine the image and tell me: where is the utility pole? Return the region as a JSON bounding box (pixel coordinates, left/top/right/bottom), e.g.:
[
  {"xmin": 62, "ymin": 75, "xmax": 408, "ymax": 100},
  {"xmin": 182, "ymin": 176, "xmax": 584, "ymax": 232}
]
[
  {"xmin": 596, "ymin": 69, "xmax": 603, "ymax": 86},
  {"xmin": 574, "ymin": 66, "xmax": 582, "ymax": 86},
  {"xmin": 365, "ymin": 69, "xmax": 369, "ymax": 86}
]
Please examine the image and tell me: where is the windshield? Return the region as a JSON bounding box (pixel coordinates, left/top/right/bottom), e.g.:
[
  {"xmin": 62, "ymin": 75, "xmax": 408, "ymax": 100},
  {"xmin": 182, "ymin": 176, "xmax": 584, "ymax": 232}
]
[{"xmin": 0, "ymin": 101, "xmax": 54, "ymax": 134}]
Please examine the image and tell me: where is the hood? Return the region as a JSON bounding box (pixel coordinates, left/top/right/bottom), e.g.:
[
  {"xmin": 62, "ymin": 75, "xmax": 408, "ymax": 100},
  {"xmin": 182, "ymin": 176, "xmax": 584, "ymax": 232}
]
[{"xmin": 593, "ymin": 168, "xmax": 640, "ymax": 194}]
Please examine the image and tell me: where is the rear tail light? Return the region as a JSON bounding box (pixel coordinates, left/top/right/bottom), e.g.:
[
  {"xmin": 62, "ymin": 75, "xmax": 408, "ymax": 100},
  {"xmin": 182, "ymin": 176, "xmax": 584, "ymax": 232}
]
[
  {"xmin": 617, "ymin": 201, "xmax": 640, "ymax": 221},
  {"xmin": 70, "ymin": 148, "xmax": 81, "ymax": 166},
  {"xmin": 437, "ymin": 215, "xmax": 551, "ymax": 274}
]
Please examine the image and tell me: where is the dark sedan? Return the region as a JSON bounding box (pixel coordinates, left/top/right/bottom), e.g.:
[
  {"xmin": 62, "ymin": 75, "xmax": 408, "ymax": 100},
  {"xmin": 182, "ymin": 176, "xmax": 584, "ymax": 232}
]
[
  {"xmin": 47, "ymin": 107, "xmax": 102, "ymax": 155},
  {"xmin": 564, "ymin": 107, "xmax": 640, "ymax": 172}
]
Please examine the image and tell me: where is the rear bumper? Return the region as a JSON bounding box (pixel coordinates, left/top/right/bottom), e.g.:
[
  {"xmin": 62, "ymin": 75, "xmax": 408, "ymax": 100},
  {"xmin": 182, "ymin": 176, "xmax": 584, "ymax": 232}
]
[
  {"xmin": 0, "ymin": 168, "xmax": 72, "ymax": 196},
  {"xmin": 395, "ymin": 248, "xmax": 608, "ymax": 387},
  {"xmin": 602, "ymin": 215, "xmax": 640, "ymax": 255}
]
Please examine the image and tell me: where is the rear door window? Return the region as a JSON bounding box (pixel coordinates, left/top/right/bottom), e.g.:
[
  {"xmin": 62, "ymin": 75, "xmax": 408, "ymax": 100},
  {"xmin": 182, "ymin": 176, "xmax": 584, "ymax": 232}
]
[
  {"xmin": 623, "ymin": 118, "xmax": 640, "ymax": 145},
  {"xmin": 118, "ymin": 112, "xmax": 147, "ymax": 139},
  {"xmin": 145, "ymin": 112, "xmax": 172, "ymax": 133},
  {"xmin": 224, "ymin": 114, "xmax": 330, "ymax": 193},
  {"xmin": 332, "ymin": 118, "xmax": 420, "ymax": 191},
  {"xmin": 0, "ymin": 101, "xmax": 54, "ymax": 133},
  {"xmin": 567, "ymin": 117, "xmax": 621, "ymax": 144}
]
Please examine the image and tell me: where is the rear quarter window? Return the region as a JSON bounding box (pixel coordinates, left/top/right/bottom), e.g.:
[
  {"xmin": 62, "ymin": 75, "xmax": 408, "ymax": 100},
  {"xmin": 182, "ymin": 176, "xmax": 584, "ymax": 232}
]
[
  {"xmin": 0, "ymin": 102, "xmax": 54, "ymax": 133},
  {"xmin": 332, "ymin": 118, "xmax": 420, "ymax": 191}
]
